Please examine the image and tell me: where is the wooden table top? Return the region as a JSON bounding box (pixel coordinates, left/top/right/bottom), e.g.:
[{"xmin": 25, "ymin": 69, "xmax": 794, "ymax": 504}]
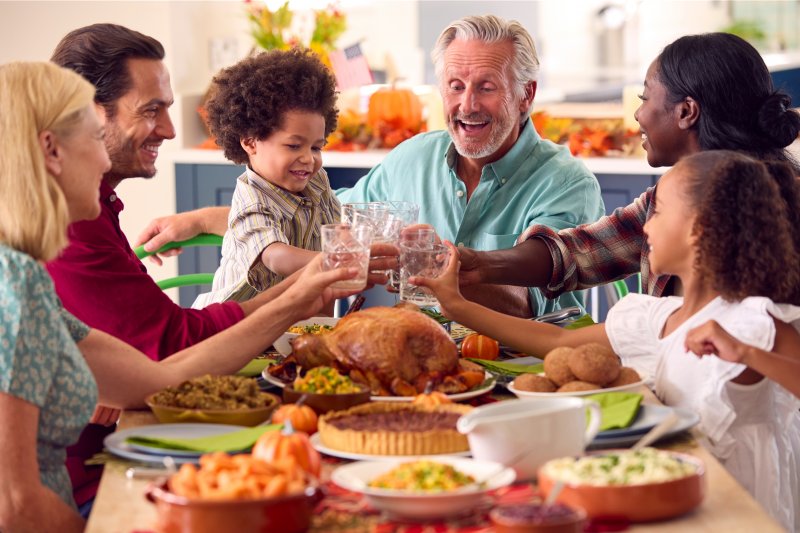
[{"xmin": 85, "ymin": 403, "xmax": 783, "ymax": 533}]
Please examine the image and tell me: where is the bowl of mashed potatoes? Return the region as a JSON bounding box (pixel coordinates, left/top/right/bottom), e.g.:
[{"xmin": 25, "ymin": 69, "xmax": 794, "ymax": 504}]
[{"xmin": 538, "ymin": 448, "xmax": 705, "ymax": 522}]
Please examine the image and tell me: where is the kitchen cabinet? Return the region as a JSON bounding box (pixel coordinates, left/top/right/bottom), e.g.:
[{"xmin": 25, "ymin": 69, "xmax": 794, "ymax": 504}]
[{"xmin": 172, "ymin": 151, "xmax": 663, "ymax": 320}]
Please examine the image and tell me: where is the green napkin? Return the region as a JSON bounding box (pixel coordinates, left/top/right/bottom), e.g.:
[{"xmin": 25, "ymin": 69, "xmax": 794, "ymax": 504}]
[
  {"xmin": 126, "ymin": 424, "xmax": 282, "ymax": 453},
  {"xmin": 563, "ymin": 314, "xmax": 596, "ymax": 330},
  {"xmin": 586, "ymin": 392, "xmax": 643, "ymax": 431},
  {"xmin": 466, "ymin": 358, "xmax": 544, "ymax": 376},
  {"xmin": 236, "ymin": 358, "xmax": 273, "ymax": 377}
]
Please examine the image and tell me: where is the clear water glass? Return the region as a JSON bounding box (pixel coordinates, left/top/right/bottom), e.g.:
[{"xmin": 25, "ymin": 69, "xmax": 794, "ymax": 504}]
[
  {"xmin": 389, "ymin": 227, "xmax": 436, "ymax": 291},
  {"xmin": 341, "ymin": 202, "xmax": 389, "ymax": 225},
  {"xmin": 321, "ymin": 224, "xmax": 373, "ymax": 290},
  {"xmin": 399, "ymin": 243, "xmax": 450, "ymax": 307}
]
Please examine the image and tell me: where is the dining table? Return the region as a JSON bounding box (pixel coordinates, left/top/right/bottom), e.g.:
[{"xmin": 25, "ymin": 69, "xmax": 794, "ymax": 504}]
[{"xmin": 84, "ymin": 380, "xmax": 785, "ymax": 533}]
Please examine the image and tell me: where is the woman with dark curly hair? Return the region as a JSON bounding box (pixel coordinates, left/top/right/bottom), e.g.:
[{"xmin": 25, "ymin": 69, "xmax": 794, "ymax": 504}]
[
  {"xmin": 457, "ymin": 32, "xmax": 800, "ymax": 304},
  {"xmin": 414, "ymin": 150, "xmax": 800, "ymax": 531},
  {"xmin": 194, "ymin": 47, "xmax": 343, "ymax": 306}
]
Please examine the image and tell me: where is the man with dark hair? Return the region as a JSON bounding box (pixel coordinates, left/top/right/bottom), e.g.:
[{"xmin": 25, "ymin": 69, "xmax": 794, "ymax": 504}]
[
  {"xmin": 46, "ymin": 24, "xmax": 392, "ymax": 511},
  {"xmin": 44, "ymin": 23, "xmax": 313, "ymax": 511}
]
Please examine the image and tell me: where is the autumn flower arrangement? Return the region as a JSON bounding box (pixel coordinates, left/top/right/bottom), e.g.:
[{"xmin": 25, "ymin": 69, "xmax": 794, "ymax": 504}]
[{"xmin": 246, "ymin": 1, "xmax": 346, "ymax": 66}]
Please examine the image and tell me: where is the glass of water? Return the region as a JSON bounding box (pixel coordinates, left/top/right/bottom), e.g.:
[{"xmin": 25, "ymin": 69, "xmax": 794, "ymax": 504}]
[
  {"xmin": 389, "ymin": 227, "xmax": 437, "ymax": 291},
  {"xmin": 321, "ymin": 224, "xmax": 373, "ymax": 290},
  {"xmin": 399, "ymin": 243, "xmax": 451, "ymax": 306}
]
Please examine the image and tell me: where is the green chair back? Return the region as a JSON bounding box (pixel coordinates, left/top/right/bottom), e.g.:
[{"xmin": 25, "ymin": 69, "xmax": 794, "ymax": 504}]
[{"xmin": 133, "ymin": 233, "xmax": 223, "ymax": 290}]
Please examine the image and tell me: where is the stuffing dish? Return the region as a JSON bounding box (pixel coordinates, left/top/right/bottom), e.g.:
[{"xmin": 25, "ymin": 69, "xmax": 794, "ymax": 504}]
[{"xmin": 149, "ymin": 375, "xmax": 274, "ymax": 410}]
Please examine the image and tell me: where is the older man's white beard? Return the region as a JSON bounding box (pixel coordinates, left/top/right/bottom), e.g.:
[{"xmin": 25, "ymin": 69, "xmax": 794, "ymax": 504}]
[{"xmin": 448, "ymin": 112, "xmax": 515, "ymax": 160}]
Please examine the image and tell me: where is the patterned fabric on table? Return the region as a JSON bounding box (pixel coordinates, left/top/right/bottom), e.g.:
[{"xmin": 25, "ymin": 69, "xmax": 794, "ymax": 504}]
[
  {"xmin": 194, "ymin": 165, "xmax": 340, "ymax": 307},
  {"xmin": 312, "ymin": 477, "xmax": 536, "ymax": 532},
  {"xmin": 0, "ymin": 243, "xmax": 97, "ymax": 508}
]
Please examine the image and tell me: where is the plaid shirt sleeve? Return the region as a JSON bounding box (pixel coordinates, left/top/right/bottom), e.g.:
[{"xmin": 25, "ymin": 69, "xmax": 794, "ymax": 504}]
[
  {"xmin": 228, "ymin": 202, "xmax": 289, "ymax": 292},
  {"xmin": 518, "ymin": 187, "xmax": 658, "ymax": 297}
]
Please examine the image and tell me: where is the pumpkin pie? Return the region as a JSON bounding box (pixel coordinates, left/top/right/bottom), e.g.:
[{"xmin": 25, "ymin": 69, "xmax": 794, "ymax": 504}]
[{"xmin": 317, "ymin": 402, "xmax": 471, "ymax": 455}]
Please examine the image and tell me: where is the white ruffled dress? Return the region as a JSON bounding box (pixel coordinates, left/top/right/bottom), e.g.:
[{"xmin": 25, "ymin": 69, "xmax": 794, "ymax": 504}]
[{"xmin": 606, "ymin": 294, "xmax": 800, "ymax": 532}]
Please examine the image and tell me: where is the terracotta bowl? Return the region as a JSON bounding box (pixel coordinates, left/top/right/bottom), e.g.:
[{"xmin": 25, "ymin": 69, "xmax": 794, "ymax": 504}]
[
  {"xmin": 282, "ymin": 384, "xmax": 371, "ymax": 414},
  {"xmin": 537, "ymin": 450, "xmax": 706, "ymax": 522},
  {"xmin": 146, "ymin": 481, "xmax": 320, "ymax": 533},
  {"xmin": 145, "ymin": 392, "xmax": 280, "ymax": 427},
  {"xmin": 490, "ymin": 503, "xmax": 586, "ymax": 533}
]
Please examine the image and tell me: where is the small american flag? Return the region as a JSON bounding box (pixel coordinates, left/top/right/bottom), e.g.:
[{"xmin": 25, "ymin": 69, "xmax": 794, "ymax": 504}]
[{"xmin": 328, "ymin": 42, "xmax": 373, "ymax": 90}]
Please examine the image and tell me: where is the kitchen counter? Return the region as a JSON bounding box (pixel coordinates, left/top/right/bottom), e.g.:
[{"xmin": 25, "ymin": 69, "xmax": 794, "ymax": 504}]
[{"xmin": 168, "ymin": 148, "xmax": 666, "ymax": 176}]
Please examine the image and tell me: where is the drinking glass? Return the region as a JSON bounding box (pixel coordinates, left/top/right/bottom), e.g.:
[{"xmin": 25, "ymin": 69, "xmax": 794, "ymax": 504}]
[
  {"xmin": 341, "ymin": 202, "xmax": 388, "ymax": 225},
  {"xmin": 399, "ymin": 243, "xmax": 451, "ymax": 307},
  {"xmin": 351, "ymin": 211, "xmax": 404, "ymax": 244},
  {"xmin": 389, "ymin": 227, "xmax": 437, "ymax": 291},
  {"xmin": 321, "ymin": 224, "xmax": 373, "ymax": 290},
  {"xmin": 383, "ymin": 200, "xmax": 420, "ymax": 226}
]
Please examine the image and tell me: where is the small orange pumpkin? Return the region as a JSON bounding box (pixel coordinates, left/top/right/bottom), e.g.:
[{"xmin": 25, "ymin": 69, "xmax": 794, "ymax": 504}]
[
  {"xmin": 272, "ymin": 404, "xmax": 318, "ymax": 435},
  {"xmin": 252, "ymin": 426, "xmax": 321, "ymax": 478},
  {"xmin": 461, "ymin": 333, "xmax": 500, "ymax": 361},
  {"xmin": 367, "ymin": 85, "xmax": 423, "ymax": 134},
  {"xmin": 412, "ymin": 391, "xmax": 453, "ymax": 407}
]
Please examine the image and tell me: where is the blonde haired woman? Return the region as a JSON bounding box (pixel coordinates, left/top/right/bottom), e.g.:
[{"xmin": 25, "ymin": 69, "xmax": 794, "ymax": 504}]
[{"xmin": 0, "ymin": 62, "xmax": 359, "ymax": 532}]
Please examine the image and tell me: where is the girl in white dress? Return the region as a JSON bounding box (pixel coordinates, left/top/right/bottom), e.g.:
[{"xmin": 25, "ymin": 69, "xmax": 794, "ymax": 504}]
[{"xmin": 415, "ymin": 150, "xmax": 800, "ymax": 531}]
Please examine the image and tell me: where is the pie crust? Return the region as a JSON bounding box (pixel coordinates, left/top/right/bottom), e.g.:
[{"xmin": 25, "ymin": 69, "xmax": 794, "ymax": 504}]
[{"xmin": 318, "ymin": 402, "xmax": 472, "ymax": 455}]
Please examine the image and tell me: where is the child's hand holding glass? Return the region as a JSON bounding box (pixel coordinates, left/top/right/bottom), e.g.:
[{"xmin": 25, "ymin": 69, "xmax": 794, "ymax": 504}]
[{"xmin": 407, "ymin": 240, "xmax": 466, "ymax": 319}]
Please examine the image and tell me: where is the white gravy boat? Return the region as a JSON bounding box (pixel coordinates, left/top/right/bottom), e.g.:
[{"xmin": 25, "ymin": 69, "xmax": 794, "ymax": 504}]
[{"xmin": 457, "ymin": 397, "xmax": 602, "ymax": 480}]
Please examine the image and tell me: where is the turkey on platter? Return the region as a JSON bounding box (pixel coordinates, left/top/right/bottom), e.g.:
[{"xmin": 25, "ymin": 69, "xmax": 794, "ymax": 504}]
[{"xmin": 268, "ymin": 306, "xmax": 485, "ymax": 396}]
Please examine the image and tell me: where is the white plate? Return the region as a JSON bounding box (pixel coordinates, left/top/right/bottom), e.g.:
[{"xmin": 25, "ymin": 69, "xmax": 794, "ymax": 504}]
[
  {"xmin": 589, "ymin": 407, "xmax": 700, "ymax": 449},
  {"xmin": 273, "ymin": 317, "xmax": 340, "ymax": 356},
  {"xmin": 507, "ymin": 378, "xmax": 645, "ymax": 398},
  {"xmin": 262, "ymin": 370, "xmax": 496, "ymax": 402},
  {"xmin": 104, "ymin": 423, "xmax": 248, "ymax": 464},
  {"xmin": 310, "ymin": 433, "xmax": 470, "ymax": 461},
  {"xmin": 331, "ymin": 456, "xmax": 515, "ymax": 520}
]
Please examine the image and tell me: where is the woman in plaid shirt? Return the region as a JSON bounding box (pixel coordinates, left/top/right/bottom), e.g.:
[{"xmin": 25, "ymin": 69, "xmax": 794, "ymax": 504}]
[{"xmin": 457, "ymin": 32, "xmax": 800, "ymax": 301}]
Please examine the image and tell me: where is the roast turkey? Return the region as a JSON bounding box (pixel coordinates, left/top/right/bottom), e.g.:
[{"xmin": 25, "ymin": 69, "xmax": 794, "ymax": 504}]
[{"xmin": 271, "ymin": 306, "xmax": 484, "ymax": 396}]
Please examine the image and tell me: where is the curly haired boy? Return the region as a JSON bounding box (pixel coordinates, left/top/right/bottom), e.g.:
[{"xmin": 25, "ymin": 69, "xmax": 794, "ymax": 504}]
[{"xmin": 194, "ymin": 47, "xmax": 341, "ymax": 306}]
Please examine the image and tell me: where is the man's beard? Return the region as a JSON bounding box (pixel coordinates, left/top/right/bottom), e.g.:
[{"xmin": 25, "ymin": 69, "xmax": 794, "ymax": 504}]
[
  {"xmin": 105, "ymin": 128, "xmax": 157, "ymax": 181},
  {"xmin": 447, "ymin": 109, "xmax": 515, "ymax": 160}
]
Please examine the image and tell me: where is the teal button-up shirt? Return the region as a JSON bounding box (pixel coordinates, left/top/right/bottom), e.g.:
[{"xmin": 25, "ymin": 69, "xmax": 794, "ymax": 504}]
[{"xmin": 336, "ymin": 119, "xmax": 605, "ymax": 314}]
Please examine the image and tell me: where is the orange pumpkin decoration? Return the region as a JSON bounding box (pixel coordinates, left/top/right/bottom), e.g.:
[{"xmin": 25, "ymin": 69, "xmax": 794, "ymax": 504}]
[
  {"xmin": 367, "ymin": 85, "xmax": 423, "ymax": 134},
  {"xmin": 272, "ymin": 404, "xmax": 318, "ymax": 435},
  {"xmin": 461, "ymin": 333, "xmax": 500, "ymax": 361},
  {"xmin": 412, "ymin": 391, "xmax": 453, "ymax": 407},
  {"xmin": 252, "ymin": 426, "xmax": 321, "ymax": 478}
]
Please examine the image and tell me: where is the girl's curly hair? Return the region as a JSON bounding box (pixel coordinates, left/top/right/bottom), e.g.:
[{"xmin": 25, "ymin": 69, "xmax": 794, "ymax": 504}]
[
  {"xmin": 206, "ymin": 47, "xmax": 338, "ymax": 165},
  {"xmin": 679, "ymin": 150, "xmax": 800, "ymax": 304}
]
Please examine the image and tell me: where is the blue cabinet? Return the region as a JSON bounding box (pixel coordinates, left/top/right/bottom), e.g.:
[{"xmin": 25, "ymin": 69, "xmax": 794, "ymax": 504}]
[{"xmin": 173, "ymin": 162, "xmax": 658, "ymax": 318}]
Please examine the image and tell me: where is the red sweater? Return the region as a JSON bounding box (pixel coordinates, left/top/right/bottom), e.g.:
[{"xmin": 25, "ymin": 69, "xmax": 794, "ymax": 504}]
[{"xmin": 46, "ymin": 181, "xmax": 244, "ymax": 505}]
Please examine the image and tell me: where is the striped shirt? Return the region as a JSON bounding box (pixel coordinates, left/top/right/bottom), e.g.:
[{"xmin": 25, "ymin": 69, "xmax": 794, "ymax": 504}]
[
  {"xmin": 193, "ymin": 166, "xmax": 340, "ymax": 306},
  {"xmin": 518, "ymin": 186, "xmax": 675, "ymax": 298}
]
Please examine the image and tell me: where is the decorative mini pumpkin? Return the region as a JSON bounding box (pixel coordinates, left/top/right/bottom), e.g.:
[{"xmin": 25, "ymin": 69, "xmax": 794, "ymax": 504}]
[
  {"xmin": 412, "ymin": 390, "xmax": 453, "ymax": 408},
  {"xmin": 367, "ymin": 85, "xmax": 423, "ymax": 134},
  {"xmin": 272, "ymin": 404, "xmax": 318, "ymax": 435},
  {"xmin": 252, "ymin": 424, "xmax": 321, "ymax": 478},
  {"xmin": 461, "ymin": 333, "xmax": 500, "ymax": 361}
]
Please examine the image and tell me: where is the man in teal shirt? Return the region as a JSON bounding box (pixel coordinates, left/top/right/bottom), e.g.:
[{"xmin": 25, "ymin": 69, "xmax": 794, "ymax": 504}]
[
  {"xmin": 136, "ymin": 15, "xmax": 603, "ymax": 318},
  {"xmin": 338, "ymin": 15, "xmax": 604, "ymax": 317}
]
